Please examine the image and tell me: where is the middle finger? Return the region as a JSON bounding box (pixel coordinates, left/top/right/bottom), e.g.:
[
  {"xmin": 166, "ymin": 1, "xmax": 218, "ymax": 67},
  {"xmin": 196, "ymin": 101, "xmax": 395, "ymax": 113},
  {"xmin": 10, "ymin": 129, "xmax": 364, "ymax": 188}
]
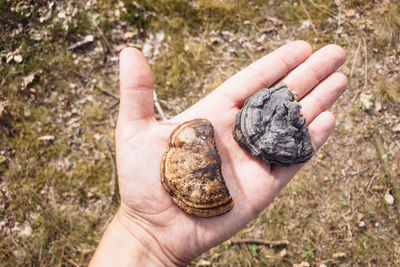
[{"xmin": 282, "ymin": 44, "xmax": 346, "ymax": 100}]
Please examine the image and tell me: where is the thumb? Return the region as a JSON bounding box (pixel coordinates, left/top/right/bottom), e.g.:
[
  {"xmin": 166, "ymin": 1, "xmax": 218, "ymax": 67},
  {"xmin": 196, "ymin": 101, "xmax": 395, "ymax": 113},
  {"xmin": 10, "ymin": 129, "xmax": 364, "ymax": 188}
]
[{"xmin": 118, "ymin": 47, "xmax": 154, "ymax": 123}]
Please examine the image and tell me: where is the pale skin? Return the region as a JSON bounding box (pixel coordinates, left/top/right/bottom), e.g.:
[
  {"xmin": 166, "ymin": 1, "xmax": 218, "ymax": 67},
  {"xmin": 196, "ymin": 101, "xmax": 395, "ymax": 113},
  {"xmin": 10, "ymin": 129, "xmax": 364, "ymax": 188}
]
[{"xmin": 89, "ymin": 40, "xmax": 347, "ymax": 266}]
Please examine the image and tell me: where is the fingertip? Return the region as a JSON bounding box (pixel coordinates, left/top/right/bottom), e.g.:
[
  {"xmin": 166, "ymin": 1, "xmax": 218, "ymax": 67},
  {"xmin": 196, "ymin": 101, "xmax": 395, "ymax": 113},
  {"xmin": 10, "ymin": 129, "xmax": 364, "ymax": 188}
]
[
  {"xmin": 333, "ymin": 71, "xmax": 348, "ymax": 87},
  {"xmin": 120, "ymin": 47, "xmax": 149, "ymax": 75},
  {"xmin": 118, "ymin": 47, "xmax": 154, "ymax": 122},
  {"xmin": 120, "ymin": 47, "xmax": 144, "ymax": 60},
  {"xmin": 332, "ymin": 72, "xmax": 348, "ymax": 97},
  {"xmin": 323, "ymin": 44, "xmax": 347, "ymax": 64},
  {"xmin": 315, "ymin": 110, "xmax": 335, "ymax": 128},
  {"xmin": 308, "ymin": 111, "xmax": 336, "ymax": 151},
  {"xmin": 291, "ymin": 40, "xmax": 313, "ymax": 55},
  {"xmin": 119, "ymin": 47, "xmax": 153, "ymax": 92},
  {"xmin": 324, "ymin": 111, "xmax": 336, "ymax": 128}
]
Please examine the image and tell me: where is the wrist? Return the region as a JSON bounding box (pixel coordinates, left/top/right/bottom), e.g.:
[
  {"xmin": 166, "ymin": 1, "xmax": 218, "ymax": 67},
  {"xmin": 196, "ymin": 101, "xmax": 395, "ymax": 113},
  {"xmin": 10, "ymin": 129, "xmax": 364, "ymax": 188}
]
[{"xmin": 90, "ymin": 208, "xmax": 177, "ymax": 266}]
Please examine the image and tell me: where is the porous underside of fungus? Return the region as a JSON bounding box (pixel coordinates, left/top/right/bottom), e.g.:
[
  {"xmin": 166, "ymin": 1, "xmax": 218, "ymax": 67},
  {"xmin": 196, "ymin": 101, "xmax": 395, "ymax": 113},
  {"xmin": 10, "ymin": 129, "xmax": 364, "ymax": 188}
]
[
  {"xmin": 161, "ymin": 119, "xmax": 234, "ymax": 217},
  {"xmin": 233, "ymin": 83, "xmax": 313, "ymax": 166}
]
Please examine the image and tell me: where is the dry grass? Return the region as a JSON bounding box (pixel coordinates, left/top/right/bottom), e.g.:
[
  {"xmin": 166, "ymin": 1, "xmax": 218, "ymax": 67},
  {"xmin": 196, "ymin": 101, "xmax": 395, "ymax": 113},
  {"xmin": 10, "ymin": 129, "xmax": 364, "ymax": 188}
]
[
  {"xmin": 373, "ymin": 2, "xmax": 400, "ymax": 48},
  {"xmin": 1, "ymin": 0, "xmax": 400, "ymax": 266},
  {"xmin": 375, "ymin": 75, "xmax": 400, "ymax": 104}
]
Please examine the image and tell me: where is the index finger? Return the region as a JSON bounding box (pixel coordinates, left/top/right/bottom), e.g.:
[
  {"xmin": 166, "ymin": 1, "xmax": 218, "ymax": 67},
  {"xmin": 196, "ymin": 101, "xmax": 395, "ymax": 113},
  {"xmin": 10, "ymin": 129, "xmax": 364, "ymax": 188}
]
[{"xmin": 210, "ymin": 40, "xmax": 313, "ymax": 107}]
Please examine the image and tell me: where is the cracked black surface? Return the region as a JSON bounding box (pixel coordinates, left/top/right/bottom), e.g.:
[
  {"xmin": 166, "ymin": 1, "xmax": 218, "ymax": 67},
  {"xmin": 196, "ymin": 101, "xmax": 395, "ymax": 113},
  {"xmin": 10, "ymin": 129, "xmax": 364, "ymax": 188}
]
[{"xmin": 233, "ymin": 83, "xmax": 313, "ymax": 166}]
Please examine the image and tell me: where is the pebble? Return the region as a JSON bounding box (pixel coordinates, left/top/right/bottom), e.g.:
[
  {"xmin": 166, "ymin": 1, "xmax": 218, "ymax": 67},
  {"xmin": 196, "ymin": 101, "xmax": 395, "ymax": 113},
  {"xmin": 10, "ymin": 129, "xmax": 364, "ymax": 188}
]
[
  {"xmin": 384, "ymin": 193, "xmax": 394, "ymax": 205},
  {"xmin": 13, "ymin": 54, "xmax": 23, "ymax": 63}
]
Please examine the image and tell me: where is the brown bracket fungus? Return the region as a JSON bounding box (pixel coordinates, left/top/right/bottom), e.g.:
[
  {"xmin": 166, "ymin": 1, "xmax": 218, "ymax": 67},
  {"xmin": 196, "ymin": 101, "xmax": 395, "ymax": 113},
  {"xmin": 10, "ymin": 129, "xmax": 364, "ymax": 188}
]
[
  {"xmin": 233, "ymin": 83, "xmax": 313, "ymax": 166},
  {"xmin": 161, "ymin": 119, "xmax": 234, "ymax": 217}
]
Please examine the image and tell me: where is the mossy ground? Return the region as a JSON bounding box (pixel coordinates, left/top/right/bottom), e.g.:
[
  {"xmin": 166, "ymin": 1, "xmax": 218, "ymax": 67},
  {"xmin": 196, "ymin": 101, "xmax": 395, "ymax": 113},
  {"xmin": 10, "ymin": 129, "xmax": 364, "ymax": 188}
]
[{"xmin": 1, "ymin": 0, "xmax": 400, "ymax": 265}]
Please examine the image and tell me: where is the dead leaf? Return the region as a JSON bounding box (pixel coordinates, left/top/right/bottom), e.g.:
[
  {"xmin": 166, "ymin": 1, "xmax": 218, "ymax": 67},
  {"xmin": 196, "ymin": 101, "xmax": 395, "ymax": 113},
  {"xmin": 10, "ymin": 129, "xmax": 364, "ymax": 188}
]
[
  {"xmin": 23, "ymin": 106, "xmax": 31, "ymax": 117},
  {"xmin": 293, "ymin": 262, "xmax": 310, "ymax": 267},
  {"xmin": 344, "ymin": 236, "xmax": 353, "ymax": 242},
  {"xmin": 38, "ymin": 135, "xmax": 55, "ymax": 142},
  {"xmin": 93, "ymin": 133, "xmax": 102, "ymax": 141},
  {"xmin": 392, "ymin": 161, "xmax": 398, "ymax": 172},
  {"xmin": 372, "ymin": 185, "xmax": 386, "ymax": 192},
  {"xmin": 196, "ymin": 259, "xmax": 211, "ymax": 266},
  {"xmin": 392, "ymin": 123, "xmax": 400, "ymax": 132},
  {"xmin": 22, "ymin": 73, "xmax": 36, "ymax": 88},
  {"xmin": 356, "ymin": 212, "xmax": 363, "ymax": 222},
  {"xmin": 6, "ymin": 52, "xmax": 14, "ymax": 63},
  {"xmin": 333, "ymin": 252, "xmax": 346, "ymax": 258},
  {"xmin": 279, "ymin": 248, "xmax": 287, "ymax": 257},
  {"xmin": 256, "ymin": 46, "xmax": 265, "ymax": 51},
  {"xmin": 123, "ymin": 31, "xmax": 137, "ymax": 40},
  {"xmin": 0, "ymin": 101, "xmax": 7, "ymax": 119},
  {"xmin": 345, "ymin": 9, "xmax": 355, "ymax": 17},
  {"xmin": 208, "ymin": 36, "xmax": 219, "ymax": 45},
  {"xmin": 0, "ymin": 155, "xmax": 6, "ymax": 165}
]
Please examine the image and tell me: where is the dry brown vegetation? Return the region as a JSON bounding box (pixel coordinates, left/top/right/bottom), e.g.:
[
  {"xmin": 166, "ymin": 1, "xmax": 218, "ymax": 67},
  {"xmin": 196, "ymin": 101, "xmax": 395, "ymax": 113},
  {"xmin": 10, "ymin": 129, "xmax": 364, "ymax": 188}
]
[{"xmin": 1, "ymin": 0, "xmax": 400, "ymax": 266}]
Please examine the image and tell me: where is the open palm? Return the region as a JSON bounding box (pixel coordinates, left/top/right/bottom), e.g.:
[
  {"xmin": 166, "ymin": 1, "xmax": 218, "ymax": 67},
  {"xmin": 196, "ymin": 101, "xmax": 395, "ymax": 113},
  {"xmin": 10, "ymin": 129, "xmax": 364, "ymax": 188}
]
[{"xmin": 115, "ymin": 41, "xmax": 347, "ymax": 265}]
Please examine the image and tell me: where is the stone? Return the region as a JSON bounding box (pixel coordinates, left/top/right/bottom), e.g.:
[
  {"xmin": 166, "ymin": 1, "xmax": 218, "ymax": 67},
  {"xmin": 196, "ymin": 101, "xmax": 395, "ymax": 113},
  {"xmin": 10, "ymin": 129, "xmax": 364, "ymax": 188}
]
[{"xmin": 384, "ymin": 193, "xmax": 394, "ymax": 205}]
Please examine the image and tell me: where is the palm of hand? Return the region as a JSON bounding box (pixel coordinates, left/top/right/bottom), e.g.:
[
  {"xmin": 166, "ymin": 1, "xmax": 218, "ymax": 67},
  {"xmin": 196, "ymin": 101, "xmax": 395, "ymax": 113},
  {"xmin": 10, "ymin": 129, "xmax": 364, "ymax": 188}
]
[{"xmin": 115, "ymin": 41, "xmax": 347, "ymax": 265}]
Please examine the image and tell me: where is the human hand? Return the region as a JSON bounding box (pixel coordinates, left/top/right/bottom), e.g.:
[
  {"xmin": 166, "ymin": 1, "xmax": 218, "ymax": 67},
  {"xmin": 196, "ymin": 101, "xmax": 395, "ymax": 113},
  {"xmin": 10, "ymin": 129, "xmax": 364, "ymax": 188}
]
[{"xmin": 90, "ymin": 41, "xmax": 347, "ymax": 266}]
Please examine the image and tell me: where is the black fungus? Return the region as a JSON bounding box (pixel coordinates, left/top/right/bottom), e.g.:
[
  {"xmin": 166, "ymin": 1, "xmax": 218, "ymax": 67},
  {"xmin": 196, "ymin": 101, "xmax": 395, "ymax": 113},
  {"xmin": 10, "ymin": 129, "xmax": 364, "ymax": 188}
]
[{"xmin": 233, "ymin": 83, "xmax": 313, "ymax": 166}]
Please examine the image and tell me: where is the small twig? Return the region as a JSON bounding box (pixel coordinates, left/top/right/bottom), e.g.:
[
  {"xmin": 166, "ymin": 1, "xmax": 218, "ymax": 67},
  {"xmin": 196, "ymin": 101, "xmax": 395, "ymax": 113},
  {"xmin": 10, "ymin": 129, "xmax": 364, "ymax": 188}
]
[
  {"xmin": 108, "ymin": 100, "xmax": 120, "ymax": 111},
  {"xmin": 371, "ymin": 128, "xmax": 400, "ymax": 226},
  {"xmin": 300, "ymin": 0, "xmax": 319, "ymax": 37},
  {"xmin": 153, "ymin": 89, "xmax": 167, "ymax": 121},
  {"xmin": 371, "ymin": 129, "xmax": 398, "ymax": 188},
  {"xmin": 363, "ymin": 37, "xmax": 368, "ymax": 90},
  {"xmin": 106, "ymin": 142, "xmax": 118, "ymax": 203},
  {"xmin": 347, "ymin": 167, "xmax": 369, "ymax": 176},
  {"xmin": 366, "ymin": 173, "xmax": 377, "ymax": 191},
  {"xmin": 93, "ymin": 22, "xmax": 117, "ymax": 58},
  {"xmin": 68, "ymin": 35, "xmax": 94, "ymax": 50},
  {"xmin": 109, "ymin": 113, "xmax": 116, "ymax": 128},
  {"xmin": 229, "ymin": 239, "xmax": 289, "ymax": 248},
  {"xmin": 97, "ymin": 85, "xmax": 120, "ymax": 101},
  {"xmin": 341, "ymin": 213, "xmax": 353, "ymax": 241},
  {"xmin": 350, "ymin": 40, "xmax": 362, "ymax": 78},
  {"xmin": 335, "ymin": 2, "xmax": 342, "ymax": 41},
  {"xmin": 63, "ymin": 256, "xmax": 80, "ymax": 267}
]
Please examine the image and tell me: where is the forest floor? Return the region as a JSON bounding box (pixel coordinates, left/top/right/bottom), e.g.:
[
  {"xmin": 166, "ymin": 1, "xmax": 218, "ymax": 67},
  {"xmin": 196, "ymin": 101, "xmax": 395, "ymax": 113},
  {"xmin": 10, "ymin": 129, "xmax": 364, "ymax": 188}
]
[{"xmin": 1, "ymin": 0, "xmax": 400, "ymax": 266}]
